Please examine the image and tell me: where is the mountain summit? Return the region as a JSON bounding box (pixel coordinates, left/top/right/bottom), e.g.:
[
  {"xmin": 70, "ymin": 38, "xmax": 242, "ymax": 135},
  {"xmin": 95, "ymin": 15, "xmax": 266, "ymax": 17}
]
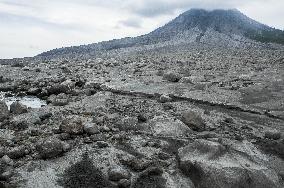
[
  {"xmin": 149, "ymin": 8, "xmax": 283, "ymax": 43},
  {"xmin": 38, "ymin": 9, "xmax": 284, "ymax": 57}
]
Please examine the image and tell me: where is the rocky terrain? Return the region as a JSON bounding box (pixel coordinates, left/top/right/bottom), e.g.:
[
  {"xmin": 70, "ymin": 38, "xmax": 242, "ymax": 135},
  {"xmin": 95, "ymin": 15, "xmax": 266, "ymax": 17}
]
[{"xmin": 0, "ymin": 9, "xmax": 284, "ymax": 188}]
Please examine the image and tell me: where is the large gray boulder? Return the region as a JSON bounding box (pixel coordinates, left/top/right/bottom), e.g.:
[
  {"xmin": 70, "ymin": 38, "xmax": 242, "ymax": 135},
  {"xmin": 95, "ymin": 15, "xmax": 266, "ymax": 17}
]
[
  {"xmin": 181, "ymin": 111, "xmax": 206, "ymax": 131},
  {"xmin": 0, "ymin": 101, "xmax": 9, "ymax": 121},
  {"xmin": 36, "ymin": 138, "xmax": 64, "ymax": 159},
  {"xmin": 163, "ymin": 71, "xmax": 182, "ymax": 82},
  {"xmin": 10, "ymin": 101, "xmax": 28, "ymax": 114},
  {"xmin": 108, "ymin": 166, "xmax": 131, "ymax": 182},
  {"xmin": 60, "ymin": 115, "xmax": 84, "ymax": 135},
  {"xmin": 148, "ymin": 116, "xmax": 192, "ymax": 137},
  {"xmin": 178, "ymin": 139, "xmax": 282, "ymax": 188}
]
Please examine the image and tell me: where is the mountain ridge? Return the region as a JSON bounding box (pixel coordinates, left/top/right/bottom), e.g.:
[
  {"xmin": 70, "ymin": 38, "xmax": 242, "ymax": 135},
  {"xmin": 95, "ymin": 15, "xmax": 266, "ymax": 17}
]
[{"xmin": 38, "ymin": 8, "xmax": 284, "ymax": 58}]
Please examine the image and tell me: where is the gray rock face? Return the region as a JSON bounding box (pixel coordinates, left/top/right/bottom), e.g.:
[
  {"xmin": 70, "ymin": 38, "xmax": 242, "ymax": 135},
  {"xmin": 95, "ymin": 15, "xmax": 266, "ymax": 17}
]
[
  {"xmin": 51, "ymin": 93, "xmax": 69, "ymax": 106},
  {"xmin": 265, "ymin": 130, "xmax": 282, "ymax": 140},
  {"xmin": 36, "ymin": 138, "xmax": 64, "ymax": 159},
  {"xmin": 181, "ymin": 111, "xmax": 206, "ymax": 131},
  {"xmin": 83, "ymin": 122, "xmax": 100, "ymax": 135},
  {"xmin": 178, "ymin": 139, "xmax": 282, "ymax": 188},
  {"xmin": 0, "ymin": 101, "xmax": 9, "ymax": 121},
  {"xmin": 163, "ymin": 71, "xmax": 182, "ymax": 82},
  {"xmin": 148, "ymin": 116, "xmax": 192, "ymax": 137},
  {"xmin": 10, "ymin": 101, "xmax": 28, "ymax": 114},
  {"xmin": 116, "ymin": 116, "xmax": 138, "ymax": 131},
  {"xmin": 7, "ymin": 146, "xmax": 27, "ymax": 159},
  {"xmin": 159, "ymin": 94, "xmax": 172, "ymax": 103},
  {"xmin": 47, "ymin": 81, "xmax": 74, "ymax": 95},
  {"xmin": 0, "ymin": 155, "xmax": 14, "ymax": 181},
  {"xmin": 60, "ymin": 115, "xmax": 84, "ymax": 135},
  {"xmin": 108, "ymin": 166, "xmax": 131, "ymax": 181},
  {"xmin": 179, "ymin": 77, "xmax": 194, "ymax": 84}
]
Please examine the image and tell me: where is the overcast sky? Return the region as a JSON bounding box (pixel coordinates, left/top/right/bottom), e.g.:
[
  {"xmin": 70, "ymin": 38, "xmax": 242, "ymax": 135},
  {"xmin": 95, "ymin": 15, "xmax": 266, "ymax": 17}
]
[{"xmin": 0, "ymin": 0, "xmax": 283, "ymax": 59}]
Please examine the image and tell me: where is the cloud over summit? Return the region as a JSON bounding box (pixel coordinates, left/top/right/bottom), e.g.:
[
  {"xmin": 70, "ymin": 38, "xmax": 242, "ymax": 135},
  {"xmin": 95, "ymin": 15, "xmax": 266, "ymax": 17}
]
[{"xmin": 0, "ymin": 0, "xmax": 283, "ymax": 58}]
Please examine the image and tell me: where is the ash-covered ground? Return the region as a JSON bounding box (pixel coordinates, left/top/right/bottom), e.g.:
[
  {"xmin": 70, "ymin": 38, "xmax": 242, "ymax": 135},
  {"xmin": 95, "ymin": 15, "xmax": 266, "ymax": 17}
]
[
  {"xmin": 0, "ymin": 40, "xmax": 283, "ymax": 188},
  {"xmin": 1, "ymin": 8, "xmax": 284, "ymax": 188}
]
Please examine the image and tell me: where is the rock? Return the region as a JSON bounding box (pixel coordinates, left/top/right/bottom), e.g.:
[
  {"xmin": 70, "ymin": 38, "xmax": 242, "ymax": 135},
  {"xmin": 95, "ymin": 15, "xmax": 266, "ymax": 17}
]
[
  {"xmin": 51, "ymin": 93, "xmax": 69, "ymax": 106},
  {"xmin": 10, "ymin": 119, "xmax": 29, "ymax": 130},
  {"xmin": 61, "ymin": 79, "xmax": 76, "ymax": 90},
  {"xmin": 179, "ymin": 77, "xmax": 193, "ymax": 83},
  {"xmin": 10, "ymin": 101, "xmax": 28, "ymax": 114},
  {"xmin": 58, "ymin": 133, "xmax": 71, "ymax": 140},
  {"xmin": 132, "ymin": 167, "xmax": 166, "ymax": 188},
  {"xmin": 0, "ymin": 166, "xmax": 14, "ymax": 181},
  {"xmin": 60, "ymin": 115, "xmax": 84, "ymax": 135},
  {"xmin": 62, "ymin": 143, "xmax": 71, "ymax": 152},
  {"xmin": 181, "ymin": 111, "xmax": 206, "ymax": 131},
  {"xmin": 97, "ymin": 141, "xmax": 109, "ymax": 148},
  {"xmin": 186, "ymin": 75, "xmax": 205, "ymax": 84},
  {"xmin": 7, "ymin": 146, "xmax": 27, "ymax": 159},
  {"xmin": 116, "ymin": 116, "xmax": 138, "ymax": 131},
  {"xmin": 47, "ymin": 83, "xmax": 70, "ymax": 95},
  {"xmin": 0, "ymin": 101, "xmax": 9, "ymax": 121},
  {"xmin": 256, "ymin": 138, "xmax": 284, "ymax": 159},
  {"xmin": 137, "ymin": 113, "xmax": 147, "ymax": 123},
  {"xmin": 148, "ymin": 116, "xmax": 192, "ymax": 137},
  {"xmin": 178, "ymin": 139, "xmax": 282, "ymax": 188},
  {"xmin": 265, "ymin": 130, "xmax": 281, "ymax": 140},
  {"xmin": 0, "ymin": 156, "xmax": 14, "ymax": 181},
  {"xmin": 1, "ymin": 156, "xmax": 13, "ymax": 166},
  {"xmin": 159, "ymin": 94, "xmax": 172, "ymax": 103},
  {"xmin": 36, "ymin": 138, "xmax": 64, "ymax": 159},
  {"xmin": 83, "ymin": 122, "xmax": 100, "ymax": 135},
  {"xmin": 119, "ymin": 156, "xmax": 151, "ymax": 172},
  {"xmin": 22, "ymin": 66, "xmax": 30, "ymax": 71},
  {"xmin": 27, "ymin": 87, "xmax": 41, "ymax": 95},
  {"xmin": 108, "ymin": 166, "xmax": 131, "ymax": 181},
  {"xmin": 163, "ymin": 71, "xmax": 182, "ymax": 82},
  {"xmin": 90, "ymin": 133, "xmax": 106, "ymax": 142},
  {"xmin": 156, "ymin": 70, "xmax": 164, "ymax": 76},
  {"xmin": 118, "ymin": 179, "xmax": 131, "ymax": 188}
]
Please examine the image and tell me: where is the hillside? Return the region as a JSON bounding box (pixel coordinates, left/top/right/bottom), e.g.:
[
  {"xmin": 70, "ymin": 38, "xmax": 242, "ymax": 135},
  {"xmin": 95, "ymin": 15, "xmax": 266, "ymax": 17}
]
[{"xmin": 38, "ymin": 9, "xmax": 284, "ymax": 58}]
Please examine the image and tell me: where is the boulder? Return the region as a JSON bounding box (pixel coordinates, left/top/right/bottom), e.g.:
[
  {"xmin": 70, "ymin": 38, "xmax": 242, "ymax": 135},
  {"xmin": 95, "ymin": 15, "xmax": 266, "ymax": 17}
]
[
  {"xmin": 116, "ymin": 116, "xmax": 138, "ymax": 131},
  {"xmin": 27, "ymin": 87, "xmax": 41, "ymax": 95},
  {"xmin": 0, "ymin": 155, "xmax": 14, "ymax": 181},
  {"xmin": 0, "ymin": 101, "xmax": 9, "ymax": 121},
  {"xmin": 108, "ymin": 166, "xmax": 131, "ymax": 182},
  {"xmin": 7, "ymin": 146, "xmax": 27, "ymax": 159},
  {"xmin": 51, "ymin": 93, "xmax": 69, "ymax": 106},
  {"xmin": 83, "ymin": 122, "xmax": 100, "ymax": 135},
  {"xmin": 181, "ymin": 111, "xmax": 206, "ymax": 131},
  {"xmin": 60, "ymin": 115, "xmax": 84, "ymax": 135},
  {"xmin": 159, "ymin": 94, "xmax": 172, "ymax": 103},
  {"xmin": 265, "ymin": 130, "xmax": 281, "ymax": 140},
  {"xmin": 163, "ymin": 71, "xmax": 182, "ymax": 82},
  {"xmin": 179, "ymin": 77, "xmax": 193, "ymax": 84},
  {"xmin": 178, "ymin": 139, "xmax": 282, "ymax": 188},
  {"xmin": 47, "ymin": 81, "xmax": 74, "ymax": 95},
  {"xmin": 148, "ymin": 116, "xmax": 192, "ymax": 137},
  {"xmin": 36, "ymin": 138, "xmax": 64, "ymax": 159},
  {"xmin": 10, "ymin": 101, "xmax": 28, "ymax": 114}
]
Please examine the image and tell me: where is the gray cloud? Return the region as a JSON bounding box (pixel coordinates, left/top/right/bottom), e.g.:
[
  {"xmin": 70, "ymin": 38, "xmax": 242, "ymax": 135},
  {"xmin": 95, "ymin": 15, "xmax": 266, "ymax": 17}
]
[
  {"xmin": 126, "ymin": 0, "xmax": 262, "ymax": 17},
  {"xmin": 0, "ymin": 0, "xmax": 283, "ymax": 58},
  {"xmin": 0, "ymin": 12, "xmax": 79, "ymax": 30},
  {"xmin": 118, "ymin": 18, "xmax": 142, "ymax": 28}
]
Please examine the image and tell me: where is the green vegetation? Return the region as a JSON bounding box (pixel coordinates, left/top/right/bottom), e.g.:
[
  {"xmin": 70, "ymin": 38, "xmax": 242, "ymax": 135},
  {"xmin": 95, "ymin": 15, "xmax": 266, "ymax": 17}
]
[{"xmin": 245, "ymin": 29, "xmax": 284, "ymax": 45}]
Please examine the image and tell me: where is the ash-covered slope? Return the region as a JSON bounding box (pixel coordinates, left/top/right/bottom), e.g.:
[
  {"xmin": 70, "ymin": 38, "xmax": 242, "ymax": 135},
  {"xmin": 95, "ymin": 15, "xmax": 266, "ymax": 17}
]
[{"xmin": 38, "ymin": 9, "xmax": 284, "ymax": 58}]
